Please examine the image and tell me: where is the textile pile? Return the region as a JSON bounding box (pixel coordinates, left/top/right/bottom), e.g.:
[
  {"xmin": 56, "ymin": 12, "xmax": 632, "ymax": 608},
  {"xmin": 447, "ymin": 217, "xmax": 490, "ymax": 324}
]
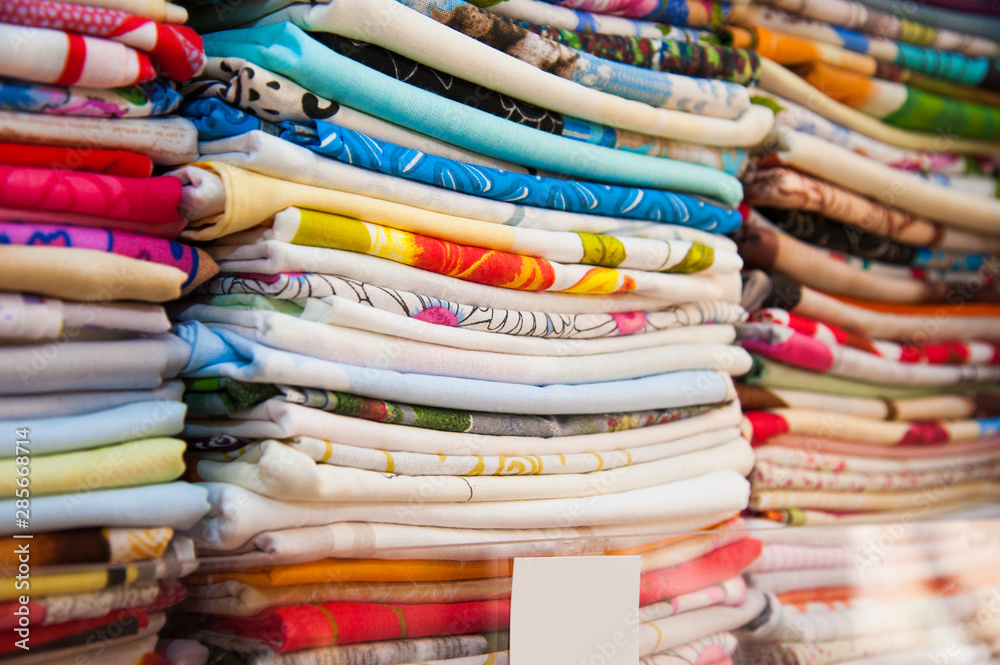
[
  {"xmin": 0, "ymin": 0, "xmax": 215, "ymax": 661},
  {"xmin": 727, "ymin": 0, "xmax": 1000, "ymax": 526},
  {"xmin": 158, "ymin": 0, "xmax": 778, "ymax": 660},
  {"xmin": 738, "ymin": 521, "xmax": 1000, "ymax": 665},
  {"xmin": 4, "ymin": 0, "xmax": 1000, "ymax": 659},
  {"xmin": 173, "ymin": 526, "xmax": 766, "ymax": 664}
]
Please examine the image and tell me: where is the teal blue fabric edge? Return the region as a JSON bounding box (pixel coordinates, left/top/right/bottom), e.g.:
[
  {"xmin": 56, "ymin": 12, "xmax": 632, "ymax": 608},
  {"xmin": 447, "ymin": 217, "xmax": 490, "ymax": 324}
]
[{"xmin": 201, "ymin": 22, "xmax": 744, "ymax": 207}]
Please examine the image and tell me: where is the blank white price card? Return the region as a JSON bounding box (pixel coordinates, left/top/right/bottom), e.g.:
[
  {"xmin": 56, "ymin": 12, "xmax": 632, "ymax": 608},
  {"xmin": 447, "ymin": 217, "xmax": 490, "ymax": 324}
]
[{"xmin": 510, "ymin": 555, "xmax": 640, "ymax": 665}]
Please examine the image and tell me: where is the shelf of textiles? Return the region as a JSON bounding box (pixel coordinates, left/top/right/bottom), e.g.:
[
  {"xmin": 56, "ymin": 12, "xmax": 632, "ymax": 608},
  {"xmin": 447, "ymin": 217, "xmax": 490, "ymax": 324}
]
[
  {"xmin": 6, "ymin": 516, "xmax": 1000, "ymax": 664},
  {"xmin": 7, "ymin": 517, "xmax": 1000, "ymax": 663},
  {"xmin": 96, "ymin": 516, "xmax": 1000, "ymax": 665},
  {"xmin": 0, "ymin": 0, "xmax": 212, "ymax": 659},
  {"xmin": 0, "ymin": 532, "xmax": 198, "ymax": 662},
  {"xmin": 3, "ymin": 0, "xmax": 1000, "ymax": 660}
]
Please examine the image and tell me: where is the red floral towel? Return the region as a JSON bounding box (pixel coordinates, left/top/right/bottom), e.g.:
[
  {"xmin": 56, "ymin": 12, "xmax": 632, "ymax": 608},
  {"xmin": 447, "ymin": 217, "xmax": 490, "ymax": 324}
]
[{"xmin": 209, "ymin": 599, "xmax": 511, "ymax": 653}]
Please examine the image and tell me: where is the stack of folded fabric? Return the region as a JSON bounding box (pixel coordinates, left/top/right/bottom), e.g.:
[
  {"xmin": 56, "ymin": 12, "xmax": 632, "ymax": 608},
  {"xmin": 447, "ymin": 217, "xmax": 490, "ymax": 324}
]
[
  {"xmin": 728, "ymin": 0, "xmax": 1000, "ymax": 146},
  {"xmin": 713, "ymin": 0, "xmax": 1000, "ymax": 526},
  {"xmin": 170, "ymin": 522, "xmax": 767, "ymax": 665},
  {"xmin": 0, "ymin": 266, "xmax": 214, "ymax": 658},
  {"xmin": 0, "ymin": 0, "xmax": 215, "ymax": 661},
  {"xmin": 739, "ymin": 521, "xmax": 1000, "ymax": 665},
  {"xmin": 735, "ymin": 265, "xmax": 1000, "ymax": 525},
  {"xmin": 151, "ymin": 0, "xmax": 783, "ymax": 659},
  {"xmin": 0, "ymin": 0, "xmax": 203, "ymax": 169}
]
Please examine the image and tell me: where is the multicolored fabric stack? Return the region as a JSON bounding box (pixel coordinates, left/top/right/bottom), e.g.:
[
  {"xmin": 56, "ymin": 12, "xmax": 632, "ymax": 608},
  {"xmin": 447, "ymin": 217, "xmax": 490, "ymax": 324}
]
[
  {"xmin": 0, "ymin": 0, "xmax": 215, "ymax": 661},
  {"xmin": 0, "ymin": 0, "xmax": 204, "ymax": 167},
  {"xmin": 150, "ymin": 0, "xmax": 784, "ymax": 660},
  {"xmin": 5, "ymin": 0, "xmax": 1000, "ymax": 659},
  {"xmin": 738, "ymin": 521, "xmax": 1000, "ymax": 665},
  {"xmin": 170, "ymin": 524, "xmax": 765, "ymax": 665},
  {"xmin": 729, "ymin": 0, "xmax": 1000, "ymax": 145},
  {"xmin": 723, "ymin": 0, "xmax": 1000, "ymax": 526},
  {"xmin": 735, "ymin": 267, "xmax": 1000, "ymax": 525}
]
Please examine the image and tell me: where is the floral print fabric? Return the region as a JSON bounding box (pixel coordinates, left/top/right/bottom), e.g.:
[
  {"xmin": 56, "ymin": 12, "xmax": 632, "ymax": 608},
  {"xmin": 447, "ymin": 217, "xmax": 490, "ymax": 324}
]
[
  {"xmin": 0, "ymin": 79, "xmax": 180, "ymax": 118},
  {"xmin": 516, "ymin": 19, "xmax": 761, "ymax": 84}
]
